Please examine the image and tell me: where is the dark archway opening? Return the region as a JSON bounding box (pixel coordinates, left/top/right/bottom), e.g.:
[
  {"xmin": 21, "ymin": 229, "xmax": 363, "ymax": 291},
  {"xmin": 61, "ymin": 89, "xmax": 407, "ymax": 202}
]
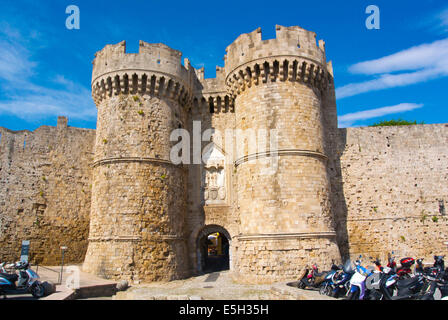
[{"xmin": 198, "ymin": 229, "xmax": 230, "ymax": 273}]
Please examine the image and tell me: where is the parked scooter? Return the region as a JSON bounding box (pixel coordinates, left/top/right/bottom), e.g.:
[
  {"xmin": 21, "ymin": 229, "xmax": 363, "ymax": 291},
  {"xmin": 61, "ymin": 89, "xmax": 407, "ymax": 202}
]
[
  {"xmin": 328, "ymin": 260, "xmax": 354, "ymax": 298},
  {"xmin": 418, "ymin": 273, "xmax": 448, "ymax": 300},
  {"xmin": 298, "ymin": 263, "xmax": 330, "ymax": 289},
  {"xmin": 0, "ymin": 261, "xmax": 45, "ymax": 299},
  {"xmin": 415, "ymin": 258, "xmax": 425, "ymax": 276},
  {"xmin": 379, "ymin": 270, "xmax": 425, "ymax": 300},
  {"xmin": 372, "ymin": 257, "xmax": 383, "ymax": 271},
  {"xmin": 318, "ymin": 261, "xmax": 341, "ymax": 295},
  {"xmin": 396, "ymin": 257, "xmax": 415, "ymax": 278},
  {"xmin": 346, "ymin": 255, "xmax": 375, "ymax": 300},
  {"xmin": 386, "ymin": 251, "xmax": 415, "ymax": 279},
  {"xmin": 433, "ymin": 255, "xmax": 445, "ymax": 273},
  {"xmin": 387, "ymin": 252, "xmax": 397, "ymax": 273},
  {"xmin": 366, "ymin": 265, "xmax": 397, "ymax": 300},
  {"xmin": 416, "ymin": 256, "xmax": 445, "ymax": 277},
  {"xmin": 365, "ymin": 258, "xmax": 389, "ymax": 300}
]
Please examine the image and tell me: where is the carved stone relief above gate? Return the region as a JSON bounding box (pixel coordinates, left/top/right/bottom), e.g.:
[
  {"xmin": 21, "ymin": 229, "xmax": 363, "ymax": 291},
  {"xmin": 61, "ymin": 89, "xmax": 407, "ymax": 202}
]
[{"xmin": 202, "ymin": 144, "xmax": 226, "ymax": 205}]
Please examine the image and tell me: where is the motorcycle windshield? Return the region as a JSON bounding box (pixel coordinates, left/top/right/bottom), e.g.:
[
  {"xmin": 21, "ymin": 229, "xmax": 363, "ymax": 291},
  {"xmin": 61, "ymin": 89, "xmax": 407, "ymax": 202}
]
[{"xmin": 343, "ymin": 260, "xmax": 353, "ymax": 273}]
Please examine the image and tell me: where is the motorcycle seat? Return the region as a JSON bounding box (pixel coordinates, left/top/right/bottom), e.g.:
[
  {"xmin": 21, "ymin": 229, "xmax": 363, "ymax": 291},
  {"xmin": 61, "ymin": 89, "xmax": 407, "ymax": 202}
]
[
  {"xmin": 314, "ymin": 271, "xmax": 327, "ymax": 278},
  {"xmin": 396, "ymin": 276, "xmax": 420, "ymax": 289},
  {"xmin": 0, "ymin": 273, "xmax": 18, "ymax": 282}
]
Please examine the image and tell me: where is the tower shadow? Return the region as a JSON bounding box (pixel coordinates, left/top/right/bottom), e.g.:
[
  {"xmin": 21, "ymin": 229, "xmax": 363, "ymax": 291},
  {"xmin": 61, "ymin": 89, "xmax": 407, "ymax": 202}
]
[{"xmin": 328, "ymin": 128, "xmax": 349, "ymax": 262}]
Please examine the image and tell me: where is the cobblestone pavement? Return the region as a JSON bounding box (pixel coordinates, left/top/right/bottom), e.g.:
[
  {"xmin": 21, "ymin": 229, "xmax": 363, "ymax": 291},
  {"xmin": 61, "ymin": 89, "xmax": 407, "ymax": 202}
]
[
  {"xmin": 113, "ymin": 271, "xmax": 272, "ymax": 300},
  {"xmin": 112, "ymin": 270, "xmax": 333, "ymax": 300}
]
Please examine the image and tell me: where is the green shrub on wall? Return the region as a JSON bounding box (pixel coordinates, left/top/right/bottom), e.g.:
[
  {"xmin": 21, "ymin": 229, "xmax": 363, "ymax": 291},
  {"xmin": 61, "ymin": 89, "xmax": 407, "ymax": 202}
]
[{"xmin": 369, "ymin": 119, "xmax": 425, "ymax": 127}]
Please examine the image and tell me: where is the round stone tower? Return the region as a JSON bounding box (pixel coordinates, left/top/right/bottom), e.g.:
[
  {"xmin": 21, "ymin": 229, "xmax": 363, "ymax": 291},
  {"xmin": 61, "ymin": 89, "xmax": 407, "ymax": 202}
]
[
  {"xmin": 224, "ymin": 25, "xmax": 341, "ymax": 283},
  {"xmin": 83, "ymin": 41, "xmax": 195, "ymax": 282}
]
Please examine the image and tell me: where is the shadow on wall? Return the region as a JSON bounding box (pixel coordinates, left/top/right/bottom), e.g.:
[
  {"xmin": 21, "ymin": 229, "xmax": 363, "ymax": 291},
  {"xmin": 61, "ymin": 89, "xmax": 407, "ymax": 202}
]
[{"xmin": 328, "ymin": 128, "xmax": 350, "ymax": 262}]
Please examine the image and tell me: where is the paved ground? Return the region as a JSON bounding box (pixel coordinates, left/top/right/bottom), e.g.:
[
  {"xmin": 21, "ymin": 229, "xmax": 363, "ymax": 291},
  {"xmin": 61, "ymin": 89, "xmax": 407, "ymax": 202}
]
[
  {"xmin": 113, "ymin": 270, "xmax": 315, "ymax": 300},
  {"xmin": 1, "ymin": 293, "xmax": 37, "ymax": 300},
  {"xmin": 77, "ymin": 296, "xmax": 113, "ymax": 300},
  {"xmin": 36, "ymin": 264, "xmax": 117, "ymax": 287},
  {"xmin": 4, "ymin": 264, "xmax": 117, "ymax": 300},
  {"xmin": 9, "ymin": 266, "xmax": 444, "ymax": 300}
]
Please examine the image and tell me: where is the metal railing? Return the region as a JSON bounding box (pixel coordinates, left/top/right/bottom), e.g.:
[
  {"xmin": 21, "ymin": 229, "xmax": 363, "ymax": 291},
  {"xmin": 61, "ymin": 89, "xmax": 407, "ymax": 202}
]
[{"xmin": 35, "ymin": 264, "xmax": 63, "ymax": 285}]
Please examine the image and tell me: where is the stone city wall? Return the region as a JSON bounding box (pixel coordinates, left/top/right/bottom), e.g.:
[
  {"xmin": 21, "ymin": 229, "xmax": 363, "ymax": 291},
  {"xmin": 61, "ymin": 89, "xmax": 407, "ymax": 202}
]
[
  {"xmin": 0, "ymin": 117, "xmax": 95, "ymax": 265},
  {"xmin": 333, "ymin": 124, "xmax": 448, "ymax": 263}
]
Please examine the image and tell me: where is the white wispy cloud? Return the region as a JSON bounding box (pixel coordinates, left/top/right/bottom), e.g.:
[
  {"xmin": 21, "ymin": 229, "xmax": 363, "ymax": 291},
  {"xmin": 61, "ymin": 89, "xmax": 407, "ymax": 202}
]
[
  {"xmin": 336, "ymin": 38, "xmax": 448, "ymax": 99},
  {"xmin": 0, "ymin": 39, "xmax": 36, "ymax": 83},
  {"xmin": 0, "ymin": 25, "xmax": 96, "ymax": 122},
  {"xmin": 348, "ymin": 38, "xmax": 448, "ymax": 75},
  {"xmin": 338, "ymin": 103, "xmax": 423, "ymax": 128},
  {"xmin": 434, "ymin": 8, "xmax": 448, "ymax": 34}
]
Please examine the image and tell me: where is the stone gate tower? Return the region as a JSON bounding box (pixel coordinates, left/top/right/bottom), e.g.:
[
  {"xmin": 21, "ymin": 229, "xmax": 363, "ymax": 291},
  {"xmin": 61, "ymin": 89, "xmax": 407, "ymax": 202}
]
[
  {"xmin": 225, "ymin": 26, "xmax": 341, "ymax": 282},
  {"xmin": 83, "ymin": 41, "xmax": 196, "ymax": 282},
  {"xmin": 83, "ymin": 25, "xmax": 342, "ymax": 283}
]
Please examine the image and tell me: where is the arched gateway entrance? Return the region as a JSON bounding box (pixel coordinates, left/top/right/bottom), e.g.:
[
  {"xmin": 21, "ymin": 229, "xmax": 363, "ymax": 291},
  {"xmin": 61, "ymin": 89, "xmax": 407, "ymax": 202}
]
[{"xmin": 196, "ymin": 225, "xmax": 231, "ymax": 273}]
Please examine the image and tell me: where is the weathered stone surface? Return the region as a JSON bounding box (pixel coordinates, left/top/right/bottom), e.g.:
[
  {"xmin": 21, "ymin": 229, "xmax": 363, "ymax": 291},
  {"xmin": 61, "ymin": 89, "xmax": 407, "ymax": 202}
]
[
  {"xmin": 116, "ymin": 280, "xmax": 129, "ymax": 291},
  {"xmin": 331, "ymin": 125, "xmax": 448, "ymax": 262},
  {"xmin": 1, "ymin": 25, "xmax": 447, "ymax": 285},
  {"xmin": 0, "ymin": 118, "xmax": 95, "ymax": 265}
]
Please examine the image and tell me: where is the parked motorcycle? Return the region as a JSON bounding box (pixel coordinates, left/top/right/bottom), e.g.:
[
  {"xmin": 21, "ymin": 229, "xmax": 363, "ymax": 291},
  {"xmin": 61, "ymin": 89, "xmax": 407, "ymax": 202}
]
[
  {"xmin": 366, "ymin": 265, "xmax": 397, "ymax": 300},
  {"xmin": 365, "ymin": 258, "xmax": 389, "ymax": 300},
  {"xmin": 386, "ymin": 251, "xmax": 415, "ymax": 278},
  {"xmin": 328, "ymin": 260, "xmax": 354, "ymax": 298},
  {"xmin": 299, "ymin": 261, "xmax": 344, "ymax": 290},
  {"xmin": 433, "ymin": 255, "xmax": 445, "ymax": 273},
  {"xmin": 416, "ymin": 256, "xmax": 446, "ymax": 277},
  {"xmin": 296, "ymin": 253, "xmax": 448, "ymax": 300},
  {"xmin": 415, "ymin": 258, "xmax": 425, "ymax": 276},
  {"xmin": 396, "ymin": 257, "xmax": 415, "ymax": 278},
  {"xmin": 318, "ymin": 261, "xmax": 341, "ymax": 296},
  {"xmin": 372, "ymin": 257, "xmax": 383, "ymax": 272},
  {"xmin": 417, "ymin": 255, "xmax": 448, "ymax": 300},
  {"xmin": 298, "ymin": 263, "xmax": 331, "ymax": 289},
  {"xmin": 0, "ymin": 261, "xmax": 45, "ymax": 299},
  {"xmin": 387, "ymin": 252, "xmax": 397, "ymax": 273},
  {"xmin": 346, "ymin": 255, "xmax": 375, "ymax": 300},
  {"xmin": 379, "ymin": 271, "xmax": 425, "ymax": 300}
]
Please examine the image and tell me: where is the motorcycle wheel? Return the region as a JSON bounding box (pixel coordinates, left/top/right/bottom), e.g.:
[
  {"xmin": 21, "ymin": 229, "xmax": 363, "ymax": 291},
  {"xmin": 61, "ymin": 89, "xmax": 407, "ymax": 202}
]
[
  {"xmin": 319, "ymin": 284, "xmax": 328, "ymax": 295},
  {"xmin": 329, "ymin": 289, "xmax": 337, "ymax": 298},
  {"xmin": 31, "ymin": 283, "xmax": 45, "ymax": 298}
]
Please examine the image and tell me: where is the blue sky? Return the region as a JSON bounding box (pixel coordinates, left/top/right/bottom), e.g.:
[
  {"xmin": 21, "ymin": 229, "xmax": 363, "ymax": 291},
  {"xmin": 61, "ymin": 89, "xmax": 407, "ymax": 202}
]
[{"xmin": 0, "ymin": 0, "xmax": 447, "ymax": 130}]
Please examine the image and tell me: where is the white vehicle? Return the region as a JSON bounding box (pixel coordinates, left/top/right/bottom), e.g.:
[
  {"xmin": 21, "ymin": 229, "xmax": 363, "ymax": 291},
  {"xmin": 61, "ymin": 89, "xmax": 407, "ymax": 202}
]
[
  {"xmin": 0, "ymin": 261, "xmax": 45, "ymax": 298},
  {"xmin": 346, "ymin": 255, "xmax": 374, "ymax": 300}
]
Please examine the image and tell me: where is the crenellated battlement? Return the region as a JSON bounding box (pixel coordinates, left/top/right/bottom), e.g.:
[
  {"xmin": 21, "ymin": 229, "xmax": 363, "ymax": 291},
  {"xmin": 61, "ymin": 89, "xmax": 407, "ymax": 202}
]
[
  {"xmin": 223, "ymin": 25, "xmax": 332, "ymax": 97},
  {"xmin": 91, "ymin": 26, "xmax": 333, "ymax": 108},
  {"xmin": 193, "ymin": 66, "xmax": 234, "ymax": 113},
  {"xmin": 91, "ymin": 41, "xmax": 198, "ymax": 105},
  {"xmin": 92, "ymin": 40, "xmax": 194, "ymax": 83},
  {"xmin": 224, "ymin": 25, "xmax": 326, "ymax": 72}
]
